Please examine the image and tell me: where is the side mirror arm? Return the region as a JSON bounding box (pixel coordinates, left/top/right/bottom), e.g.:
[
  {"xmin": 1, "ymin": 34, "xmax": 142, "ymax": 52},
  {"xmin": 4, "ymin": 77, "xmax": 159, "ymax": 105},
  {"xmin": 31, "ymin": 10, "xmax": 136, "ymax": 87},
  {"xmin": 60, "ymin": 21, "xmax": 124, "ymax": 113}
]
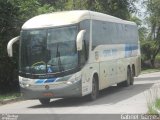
[
  {"xmin": 76, "ymin": 30, "xmax": 86, "ymax": 51},
  {"xmin": 7, "ymin": 36, "xmax": 20, "ymax": 57}
]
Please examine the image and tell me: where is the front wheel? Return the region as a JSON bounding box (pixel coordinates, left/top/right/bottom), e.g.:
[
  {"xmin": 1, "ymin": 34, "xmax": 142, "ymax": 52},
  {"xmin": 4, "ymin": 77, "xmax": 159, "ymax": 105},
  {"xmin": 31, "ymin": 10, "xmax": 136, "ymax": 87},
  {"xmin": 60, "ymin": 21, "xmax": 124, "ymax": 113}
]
[
  {"xmin": 39, "ymin": 98, "xmax": 50, "ymax": 105},
  {"xmin": 89, "ymin": 77, "xmax": 99, "ymax": 101}
]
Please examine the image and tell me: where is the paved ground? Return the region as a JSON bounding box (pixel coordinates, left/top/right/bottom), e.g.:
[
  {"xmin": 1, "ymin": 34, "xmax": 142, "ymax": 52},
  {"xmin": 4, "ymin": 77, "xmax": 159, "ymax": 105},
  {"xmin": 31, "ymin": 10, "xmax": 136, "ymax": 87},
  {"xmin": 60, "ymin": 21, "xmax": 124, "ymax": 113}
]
[{"xmin": 0, "ymin": 72, "xmax": 160, "ymax": 114}]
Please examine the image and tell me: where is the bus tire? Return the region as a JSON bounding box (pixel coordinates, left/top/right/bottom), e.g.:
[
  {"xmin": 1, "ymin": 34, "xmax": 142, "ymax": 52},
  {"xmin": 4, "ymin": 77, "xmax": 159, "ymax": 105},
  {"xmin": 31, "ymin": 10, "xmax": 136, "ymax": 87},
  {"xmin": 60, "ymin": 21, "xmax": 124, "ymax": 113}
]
[
  {"xmin": 130, "ymin": 73, "xmax": 134, "ymax": 85},
  {"xmin": 124, "ymin": 68, "xmax": 132, "ymax": 87},
  {"xmin": 117, "ymin": 68, "xmax": 131, "ymax": 87},
  {"xmin": 130, "ymin": 69, "xmax": 134, "ymax": 85},
  {"xmin": 89, "ymin": 76, "xmax": 99, "ymax": 101},
  {"xmin": 117, "ymin": 82, "xmax": 124, "ymax": 87},
  {"xmin": 39, "ymin": 98, "xmax": 50, "ymax": 105}
]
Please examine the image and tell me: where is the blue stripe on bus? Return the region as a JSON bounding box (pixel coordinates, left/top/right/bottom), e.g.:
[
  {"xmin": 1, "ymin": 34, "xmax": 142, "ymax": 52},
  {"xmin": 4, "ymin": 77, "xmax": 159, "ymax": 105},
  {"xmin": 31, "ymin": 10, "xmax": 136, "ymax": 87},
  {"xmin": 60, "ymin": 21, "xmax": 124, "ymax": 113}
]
[
  {"xmin": 35, "ymin": 79, "xmax": 45, "ymax": 84},
  {"xmin": 35, "ymin": 78, "xmax": 57, "ymax": 84},
  {"xmin": 125, "ymin": 45, "xmax": 138, "ymax": 51},
  {"xmin": 125, "ymin": 44, "xmax": 138, "ymax": 57},
  {"xmin": 44, "ymin": 78, "xmax": 57, "ymax": 83}
]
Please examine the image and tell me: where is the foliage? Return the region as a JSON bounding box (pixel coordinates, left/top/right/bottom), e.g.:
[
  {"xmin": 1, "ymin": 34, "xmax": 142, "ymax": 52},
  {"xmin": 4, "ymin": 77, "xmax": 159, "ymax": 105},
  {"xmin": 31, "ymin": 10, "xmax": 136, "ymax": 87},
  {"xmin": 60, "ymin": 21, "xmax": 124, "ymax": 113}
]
[
  {"xmin": 155, "ymin": 98, "xmax": 160, "ymax": 109},
  {"xmin": 141, "ymin": 68, "xmax": 160, "ymax": 74},
  {"xmin": 0, "ymin": 92, "xmax": 20, "ymax": 100},
  {"xmin": 141, "ymin": 39, "xmax": 160, "ymax": 67},
  {"xmin": 11, "ymin": 0, "xmax": 55, "ymax": 21},
  {"xmin": 0, "ymin": 0, "xmax": 55, "ymax": 93},
  {"xmin": 148, "ymin": 98, "xmax": 160, "ymax": 114},
  {"xmin": 0, "ymin": 0, "xmax": 20, "ymax": 93},
  {"xmin": 130, "ymin": 15, "xmax": 148, "ymax": 41},
  {"xmin": 147, "ymin": 0, "xmax": 160, "ymax": 42},
  {"xmin": 143, "ymin": 0, "xmax": 160, "ymax": 67},
  {"xmin": 65, "ymin": 0, "xmax": 137, "ymax": 19},
  {"xmin": 139, "ymin": 27, "xmax": 148, "ymax": 41}
]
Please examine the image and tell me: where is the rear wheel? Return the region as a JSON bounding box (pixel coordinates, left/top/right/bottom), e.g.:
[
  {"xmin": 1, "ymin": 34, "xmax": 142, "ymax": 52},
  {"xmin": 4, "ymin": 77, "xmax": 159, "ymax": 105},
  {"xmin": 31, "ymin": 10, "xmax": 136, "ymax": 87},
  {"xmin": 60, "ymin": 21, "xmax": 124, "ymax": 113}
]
[
  {"xmin": 130, "ymin": 69, "xmax": 134, "ymax": 85},
  {"xmin": 117, "ymin": 68, "xmax": 132, "ymax": 87},
  {"xmin": 89, "ymin": 77, "xmax": 99, "ymax": 101},
  {"xmin": 124, "ymin": 68, "xmax": 132, "ymax": 87},
  {"xmin": 117, "ymin": 82, "xmax": 124, "ymax": 87},
  {"xmin": 39, "ymin": 98, "xmax": 50, "ymax": 105}
]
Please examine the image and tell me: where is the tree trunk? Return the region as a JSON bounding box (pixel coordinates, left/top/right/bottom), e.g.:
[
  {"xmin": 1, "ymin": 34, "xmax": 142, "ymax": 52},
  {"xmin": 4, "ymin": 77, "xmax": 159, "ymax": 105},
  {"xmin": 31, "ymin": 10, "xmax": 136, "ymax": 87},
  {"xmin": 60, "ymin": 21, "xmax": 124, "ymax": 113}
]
[{"xmin": 150, "ymin": 57, "xmax": 155, "ymax": 68}]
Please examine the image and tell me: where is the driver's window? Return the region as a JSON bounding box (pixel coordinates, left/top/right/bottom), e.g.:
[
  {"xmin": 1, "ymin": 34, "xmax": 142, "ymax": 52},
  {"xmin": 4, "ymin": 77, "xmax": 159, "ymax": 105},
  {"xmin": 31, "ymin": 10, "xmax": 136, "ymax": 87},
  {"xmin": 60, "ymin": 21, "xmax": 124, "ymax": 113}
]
[
  {"xmin": 80, "ymin": 20, "xmax": 90, "ymax": 61},
  {"xmin": 80, "ymin": 40, "xmax": 86, "ymax": 65}
]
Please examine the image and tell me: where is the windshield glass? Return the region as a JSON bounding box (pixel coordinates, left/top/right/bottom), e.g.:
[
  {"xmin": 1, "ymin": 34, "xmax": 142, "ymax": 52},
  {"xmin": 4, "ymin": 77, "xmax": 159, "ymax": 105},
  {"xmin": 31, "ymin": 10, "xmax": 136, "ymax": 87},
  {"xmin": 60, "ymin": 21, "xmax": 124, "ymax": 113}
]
[{"xmin": 19, "ymin": 26, "xmax": 78, "ymax": 76}]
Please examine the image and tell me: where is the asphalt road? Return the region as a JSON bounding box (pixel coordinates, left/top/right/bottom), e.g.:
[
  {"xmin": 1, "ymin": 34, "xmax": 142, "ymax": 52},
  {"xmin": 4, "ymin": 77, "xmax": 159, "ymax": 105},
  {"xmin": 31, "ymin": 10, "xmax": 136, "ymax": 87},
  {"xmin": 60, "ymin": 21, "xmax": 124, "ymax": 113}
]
[{"xmin": 0, "ymin": 72, "xmax": 160, "ymax": 115}]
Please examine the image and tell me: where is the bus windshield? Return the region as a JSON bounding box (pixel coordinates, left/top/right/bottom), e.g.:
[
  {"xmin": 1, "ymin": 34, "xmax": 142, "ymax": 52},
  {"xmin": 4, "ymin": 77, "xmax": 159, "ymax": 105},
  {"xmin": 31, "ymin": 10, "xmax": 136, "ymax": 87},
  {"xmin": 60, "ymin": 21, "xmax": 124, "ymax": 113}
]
[{"xmin": 19, "ymin": 26, "xmax": 78, "ymax": 76}]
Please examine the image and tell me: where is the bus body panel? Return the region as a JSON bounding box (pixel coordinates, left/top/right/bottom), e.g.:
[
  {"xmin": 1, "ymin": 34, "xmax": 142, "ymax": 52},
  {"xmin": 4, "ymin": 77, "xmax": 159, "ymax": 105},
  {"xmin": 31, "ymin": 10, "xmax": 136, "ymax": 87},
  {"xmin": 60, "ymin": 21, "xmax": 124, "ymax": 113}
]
[{"xmin": 81, "ymin": 63, "xmax": 99, "ymax": 96}]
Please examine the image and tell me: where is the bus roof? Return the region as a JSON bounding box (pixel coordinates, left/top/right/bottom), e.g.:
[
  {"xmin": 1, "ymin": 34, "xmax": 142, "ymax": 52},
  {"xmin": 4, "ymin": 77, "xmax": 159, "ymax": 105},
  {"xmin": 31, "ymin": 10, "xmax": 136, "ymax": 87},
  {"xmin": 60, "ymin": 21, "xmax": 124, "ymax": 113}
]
[{"xmin": 22, "ymin": 10, "xmax": 136, "ymax": 29}]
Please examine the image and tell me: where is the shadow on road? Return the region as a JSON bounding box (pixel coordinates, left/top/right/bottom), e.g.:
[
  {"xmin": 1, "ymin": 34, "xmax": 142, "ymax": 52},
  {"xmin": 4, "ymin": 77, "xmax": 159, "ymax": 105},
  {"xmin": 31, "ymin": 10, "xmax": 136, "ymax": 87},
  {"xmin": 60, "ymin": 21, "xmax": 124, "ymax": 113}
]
[{"xmin": 29, "ymin": 81, "xmax": 153, "ymax": 108}]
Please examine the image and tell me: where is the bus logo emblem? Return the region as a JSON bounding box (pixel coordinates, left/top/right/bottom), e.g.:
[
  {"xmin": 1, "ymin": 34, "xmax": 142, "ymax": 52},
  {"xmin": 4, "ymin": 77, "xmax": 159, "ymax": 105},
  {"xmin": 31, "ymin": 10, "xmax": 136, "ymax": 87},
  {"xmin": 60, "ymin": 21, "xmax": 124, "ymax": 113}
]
[{"xmin": 48, "ymin": 68, "xmax": 52, "ymax": 73}]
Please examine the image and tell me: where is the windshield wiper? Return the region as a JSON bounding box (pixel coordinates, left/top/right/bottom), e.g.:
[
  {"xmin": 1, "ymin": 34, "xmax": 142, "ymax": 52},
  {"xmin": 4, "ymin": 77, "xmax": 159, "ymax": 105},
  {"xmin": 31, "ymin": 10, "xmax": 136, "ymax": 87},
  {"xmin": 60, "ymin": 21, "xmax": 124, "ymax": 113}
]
[
  {"xmin": 48, "ymin": 64, "xmax": 56, "ymax": 66},
  {"xmin": 56, "ymin": 43, "xmax": 64, "ymax": 72}
]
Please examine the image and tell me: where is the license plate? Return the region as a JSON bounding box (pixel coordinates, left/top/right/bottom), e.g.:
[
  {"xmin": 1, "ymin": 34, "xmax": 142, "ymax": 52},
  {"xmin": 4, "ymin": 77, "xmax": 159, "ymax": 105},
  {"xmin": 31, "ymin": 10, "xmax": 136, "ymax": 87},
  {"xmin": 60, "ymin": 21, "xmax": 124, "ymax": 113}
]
[{"xmin": 43, "ymin": 93, "xmax": 54, "ymax": 97}]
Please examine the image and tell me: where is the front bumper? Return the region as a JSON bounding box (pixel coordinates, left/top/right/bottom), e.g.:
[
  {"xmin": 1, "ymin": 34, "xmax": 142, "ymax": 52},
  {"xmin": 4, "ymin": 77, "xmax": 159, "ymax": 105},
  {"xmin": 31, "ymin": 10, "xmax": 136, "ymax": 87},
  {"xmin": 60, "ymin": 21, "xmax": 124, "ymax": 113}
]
[{"xmin": 20, "ymin": 80, "xmax": 82, "ymax": 99}]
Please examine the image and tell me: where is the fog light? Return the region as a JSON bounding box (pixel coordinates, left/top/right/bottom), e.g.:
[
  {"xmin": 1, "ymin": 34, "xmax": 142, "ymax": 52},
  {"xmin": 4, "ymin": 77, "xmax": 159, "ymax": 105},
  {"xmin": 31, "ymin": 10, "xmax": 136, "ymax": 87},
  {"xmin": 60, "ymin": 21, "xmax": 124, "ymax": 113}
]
[
  {"xmin": 25, "ymin": 84, "xmax": 30, "ymax": 87},
  {"xmin": 67, "ymin": 81, "xmax": 72, "ymax": 85}
]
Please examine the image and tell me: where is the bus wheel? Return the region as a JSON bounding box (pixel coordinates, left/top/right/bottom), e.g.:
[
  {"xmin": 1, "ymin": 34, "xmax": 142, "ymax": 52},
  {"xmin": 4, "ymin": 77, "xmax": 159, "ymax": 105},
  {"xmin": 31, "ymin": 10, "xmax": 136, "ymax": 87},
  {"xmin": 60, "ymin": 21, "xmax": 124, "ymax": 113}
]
[
  {"xmin": 39, "ymin": 98, "xmax": 50, "ymax": 105},
  {"xmin": 117, "ymin": 82, "xmax": 124, "ymax": 87},
  {"xmin": 124, "ymin": 68, "xmax": 132, "ymax": 87},
  {"xmin": 130, "ymin": 70, "xmax": 134, "ymax": 85},
  {"xmin": 90, "ymin": 77, "xmax": 99, "ymax": 101},
  {"xmin": 118, "ymin": 68, "xmax": 131, "ymax": 87}
]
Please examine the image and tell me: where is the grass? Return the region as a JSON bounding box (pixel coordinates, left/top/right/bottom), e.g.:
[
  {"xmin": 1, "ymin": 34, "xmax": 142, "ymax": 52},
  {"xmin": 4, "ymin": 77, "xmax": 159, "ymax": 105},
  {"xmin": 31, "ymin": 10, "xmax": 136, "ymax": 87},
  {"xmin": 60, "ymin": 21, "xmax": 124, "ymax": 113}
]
[
  {"xmin": 141, "ymin": 68, "xmax": 160, "ymax": 74},
  {"xmin": 0, "ymin": 92, "xmax": 20, "ymax": 101},
  {"xmin": 155, "ymin": 98, "xmax": 160, "ymax": 109},
  {"xmin": 148, "ymin": 105, "xmax": 158, "ymax": 114},
  {"xmin": 148, "ymin": 98, "xmax": 160, "ymax": 114},
  {"xmin": 146, "ymin": 83, "xmax": 160, "ymax": 114}
]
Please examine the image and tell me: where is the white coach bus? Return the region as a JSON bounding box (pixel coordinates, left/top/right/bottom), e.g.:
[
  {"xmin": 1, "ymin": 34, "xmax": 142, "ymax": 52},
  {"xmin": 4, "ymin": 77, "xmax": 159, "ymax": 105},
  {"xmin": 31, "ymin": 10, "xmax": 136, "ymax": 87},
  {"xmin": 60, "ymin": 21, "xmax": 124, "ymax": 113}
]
[{"xmin": 7, "ymin": 10, "xmax": 141, "ymax": 105}]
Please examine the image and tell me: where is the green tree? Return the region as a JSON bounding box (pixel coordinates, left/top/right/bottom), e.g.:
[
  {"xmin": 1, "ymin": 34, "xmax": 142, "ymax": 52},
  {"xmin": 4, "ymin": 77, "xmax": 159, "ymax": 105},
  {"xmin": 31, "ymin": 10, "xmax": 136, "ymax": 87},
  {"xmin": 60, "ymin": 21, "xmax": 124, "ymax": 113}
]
[
  {"xmin": 0, "ymin": 0, "xmax": 55, "ymax": 93},
  {"xmin": 141, "ymin": 40, "xmax": 159, "ymax": 67},
  {"xmin": 65, "ymin": 0, "xmax": 137, "ymax": 19},
  {"xmin": 142, "ymin": 0, "xmax": 160, "ymax": 67},
  {"xmin": 0, "ymin": 0, "xmax": 20, "ymax": 93},
  {"xmin": 130, "ymin": 16, "xmax": 148, "ymax": 41}
]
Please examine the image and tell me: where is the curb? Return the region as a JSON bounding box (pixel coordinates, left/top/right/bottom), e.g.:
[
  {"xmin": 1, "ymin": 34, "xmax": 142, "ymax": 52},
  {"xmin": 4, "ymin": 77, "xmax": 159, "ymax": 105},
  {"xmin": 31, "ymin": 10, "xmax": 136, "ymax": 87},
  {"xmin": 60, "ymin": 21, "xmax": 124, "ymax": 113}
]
[{"xmin": 0, "ymin": 97, "xmax": 23, "ymax": 105}]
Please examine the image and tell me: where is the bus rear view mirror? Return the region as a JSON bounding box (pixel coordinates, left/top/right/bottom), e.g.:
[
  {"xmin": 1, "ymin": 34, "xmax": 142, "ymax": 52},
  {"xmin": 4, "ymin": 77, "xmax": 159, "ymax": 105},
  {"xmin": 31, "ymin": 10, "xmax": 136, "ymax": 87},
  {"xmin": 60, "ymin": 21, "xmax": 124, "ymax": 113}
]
[
  {"xmin": 76, "ymin": 30, "xmax": 86, "ymax": 51},
  {"xmin": 7, "ymin": 36, "xmax": 20, "ymax": 57}
]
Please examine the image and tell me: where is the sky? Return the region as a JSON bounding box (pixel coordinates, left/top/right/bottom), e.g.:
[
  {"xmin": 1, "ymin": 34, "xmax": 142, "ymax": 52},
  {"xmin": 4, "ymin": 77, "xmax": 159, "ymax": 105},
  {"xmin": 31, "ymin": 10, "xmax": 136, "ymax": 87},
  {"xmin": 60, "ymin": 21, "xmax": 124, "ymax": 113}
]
[
  {"xmin": 134, "ymin": 0, "xmax": 149, "ymax": 28},
  {"xmin": 135, "ymin": 1, "xmax": 147, "ymax": 20}
]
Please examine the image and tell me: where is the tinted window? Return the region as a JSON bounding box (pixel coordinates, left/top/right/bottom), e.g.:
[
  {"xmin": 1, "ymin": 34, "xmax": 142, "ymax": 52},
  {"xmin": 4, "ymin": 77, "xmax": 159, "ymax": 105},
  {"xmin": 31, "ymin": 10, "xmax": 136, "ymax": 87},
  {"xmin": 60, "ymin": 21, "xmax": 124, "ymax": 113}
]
[
  {"xmin": 92, "ymin": 20, "xmax": 138, "ymax": 49},
  {"xmin": 80, "ymin": 20, "xmax": 90, "ymax": 59}
]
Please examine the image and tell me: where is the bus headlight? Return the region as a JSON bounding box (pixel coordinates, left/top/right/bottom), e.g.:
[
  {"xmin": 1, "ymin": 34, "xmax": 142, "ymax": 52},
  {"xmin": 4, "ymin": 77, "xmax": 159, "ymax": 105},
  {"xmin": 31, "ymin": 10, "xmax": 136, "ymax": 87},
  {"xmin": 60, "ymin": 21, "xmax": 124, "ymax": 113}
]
[
  {"xmin": 67, "ymin": 75, "xmax": 82, "ymax": 85},
  {"xmin": 20, "ymin": 82, "xmax": 31, "ymax": 88},
  {"xmin": 25, "ymin": 84, "xmax": 30, "ymax": 87}
]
